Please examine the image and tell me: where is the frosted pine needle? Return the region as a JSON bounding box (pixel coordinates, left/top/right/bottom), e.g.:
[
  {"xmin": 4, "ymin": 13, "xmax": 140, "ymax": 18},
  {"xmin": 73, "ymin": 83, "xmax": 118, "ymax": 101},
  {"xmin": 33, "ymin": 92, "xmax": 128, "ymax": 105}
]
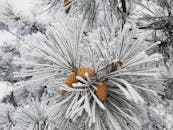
[{"xmin": 14, "ymin": 18, "xmax": 165, "ymax": 129}]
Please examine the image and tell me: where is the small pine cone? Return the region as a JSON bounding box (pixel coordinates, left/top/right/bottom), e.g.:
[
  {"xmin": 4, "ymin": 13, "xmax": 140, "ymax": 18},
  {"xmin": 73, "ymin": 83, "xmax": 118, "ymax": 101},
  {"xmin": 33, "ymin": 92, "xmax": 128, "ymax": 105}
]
[
  {"xmin": 61, "ymin": 73, "xmax": 78, "ymax": 95},
  {"xmin": 112, "ymin": 60, "xmax": 124, "ymax": 72},
  {"xmin": 47, "ymin": 61, "xmax": 54, "ymax": 65},
  {"xmin": 96, "ymin": 83, "xmax": 108, "ymax": 102},
  {"xmin": 64, "ymin": 0, "xmax": 71, "ymax": 14},
  {"xmin": 77, "ymin": 67, "xmax": 95, "ymax": 79}
]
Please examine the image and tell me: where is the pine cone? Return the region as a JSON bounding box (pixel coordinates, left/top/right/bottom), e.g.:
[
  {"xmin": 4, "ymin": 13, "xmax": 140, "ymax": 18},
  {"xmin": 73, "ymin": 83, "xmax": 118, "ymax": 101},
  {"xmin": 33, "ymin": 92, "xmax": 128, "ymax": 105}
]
[
  {"xmin": 77, "ymin": 67, "xmax": 95, "ymax": 79},
  {"xmin": 47, "ymin": 61, "xmax": 54, "ymax": 65},
  {"xmin": 112, "ymin": 60, "xmax": 124, "ymax": 72},
  {"xmin": 96, "ymin": 83, "xmax": 108, "ymax": 102},
  {"xmin": 61, "ymin": 73, "xmax": 78, "ymax": 95}
]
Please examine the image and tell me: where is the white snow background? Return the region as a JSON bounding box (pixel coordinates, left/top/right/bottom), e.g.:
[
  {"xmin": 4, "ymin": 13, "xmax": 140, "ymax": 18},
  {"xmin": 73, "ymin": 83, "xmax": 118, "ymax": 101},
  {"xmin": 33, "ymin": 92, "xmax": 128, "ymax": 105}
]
[{"xmin": 0, "ymin": 0, "xmax": 32, "ymax": 100}]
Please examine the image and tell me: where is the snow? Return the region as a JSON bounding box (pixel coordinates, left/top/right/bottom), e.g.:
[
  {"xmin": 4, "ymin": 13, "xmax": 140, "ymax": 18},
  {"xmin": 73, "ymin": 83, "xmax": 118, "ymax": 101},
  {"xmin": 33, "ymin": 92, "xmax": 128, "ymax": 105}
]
[
  {"xmin": 0, "ymin": 0, "xmax": 32, "ymax": 100},
  {"xmin": 0, "ymin": 81, "xmax": 13, "ymax": 100},
  {"xmin": 11, "ymin": 0, "xmax": 33, "ymax": 15},
  {"xmin": 0, "ymin": 31, "xmax": 16, "ymax": 44},
  {"xmin": 0, "ymin": 0, "xmax": 32, "ymax": 44}
]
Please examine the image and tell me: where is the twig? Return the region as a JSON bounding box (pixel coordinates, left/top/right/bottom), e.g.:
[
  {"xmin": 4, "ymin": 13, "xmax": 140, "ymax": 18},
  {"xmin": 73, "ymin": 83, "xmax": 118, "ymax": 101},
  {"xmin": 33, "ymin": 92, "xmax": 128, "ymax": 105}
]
[{"xmin": 121, "ymin": 0, "xmax": 126, "ymax": 13}]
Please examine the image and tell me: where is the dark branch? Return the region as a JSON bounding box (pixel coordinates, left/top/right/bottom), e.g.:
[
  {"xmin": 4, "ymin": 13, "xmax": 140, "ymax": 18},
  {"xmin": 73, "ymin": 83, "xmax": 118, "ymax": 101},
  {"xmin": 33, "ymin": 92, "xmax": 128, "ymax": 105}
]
[{"xmin": 121, "ymin": 0, "xmax": 126, "ymax": 13}]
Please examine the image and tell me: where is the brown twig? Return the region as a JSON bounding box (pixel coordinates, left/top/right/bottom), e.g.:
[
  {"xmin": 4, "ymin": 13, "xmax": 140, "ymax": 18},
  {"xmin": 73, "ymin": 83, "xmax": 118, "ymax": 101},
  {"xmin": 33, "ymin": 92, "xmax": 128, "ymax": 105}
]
[{"xmin": 64, "ymin": 0, "xmax": 71, "ymax": 14}]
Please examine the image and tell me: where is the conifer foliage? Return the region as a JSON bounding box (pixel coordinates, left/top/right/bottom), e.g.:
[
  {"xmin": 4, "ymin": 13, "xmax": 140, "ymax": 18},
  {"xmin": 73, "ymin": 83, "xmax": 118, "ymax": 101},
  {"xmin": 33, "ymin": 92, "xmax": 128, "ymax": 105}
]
[{"xmin": 0, "ymin": 0, "xmax": 173, "ymax": 130}]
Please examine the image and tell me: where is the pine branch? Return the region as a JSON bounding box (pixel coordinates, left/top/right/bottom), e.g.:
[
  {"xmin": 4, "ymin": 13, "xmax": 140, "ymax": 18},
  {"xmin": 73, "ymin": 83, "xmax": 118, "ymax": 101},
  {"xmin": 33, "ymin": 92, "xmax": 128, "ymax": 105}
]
[{"xmin": 121, "ymin": 0, "xmax": 126, "ymax": 13}]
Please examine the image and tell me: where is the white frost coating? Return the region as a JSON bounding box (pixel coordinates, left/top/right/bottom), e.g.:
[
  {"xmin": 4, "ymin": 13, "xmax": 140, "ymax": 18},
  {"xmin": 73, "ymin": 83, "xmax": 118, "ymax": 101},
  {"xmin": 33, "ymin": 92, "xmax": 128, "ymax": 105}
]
[{"xmin": 0, "ymin": 81, "xmax": 13, "ymax": 100}]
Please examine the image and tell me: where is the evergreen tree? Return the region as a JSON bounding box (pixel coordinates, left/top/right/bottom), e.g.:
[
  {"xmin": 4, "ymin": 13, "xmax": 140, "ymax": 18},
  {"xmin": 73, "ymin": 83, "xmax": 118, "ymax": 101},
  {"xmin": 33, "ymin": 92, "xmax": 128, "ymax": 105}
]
[{"xmin": 0, "ymin": 0, "xmax": 173, "ymax": 130}]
